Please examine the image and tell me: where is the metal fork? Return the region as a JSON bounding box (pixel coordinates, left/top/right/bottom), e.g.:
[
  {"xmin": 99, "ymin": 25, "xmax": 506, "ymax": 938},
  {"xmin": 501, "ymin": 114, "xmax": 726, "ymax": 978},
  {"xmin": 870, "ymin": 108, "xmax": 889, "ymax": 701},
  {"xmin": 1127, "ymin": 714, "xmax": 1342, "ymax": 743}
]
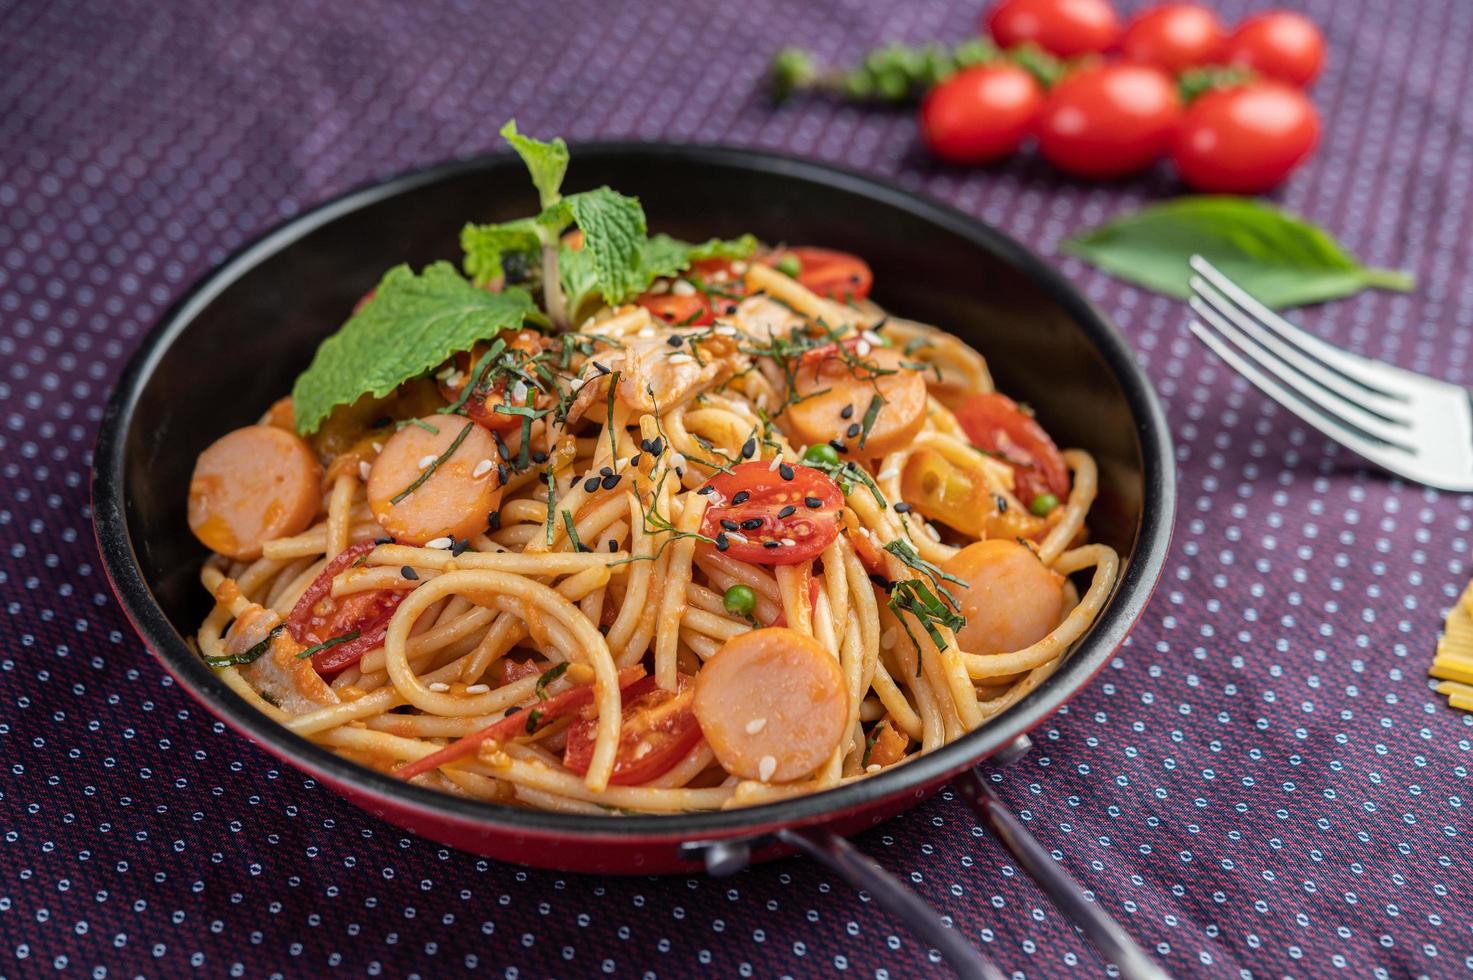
[{"xmin": 1186, "ymin": 255, "xmax": 1473, "ymax": 491}]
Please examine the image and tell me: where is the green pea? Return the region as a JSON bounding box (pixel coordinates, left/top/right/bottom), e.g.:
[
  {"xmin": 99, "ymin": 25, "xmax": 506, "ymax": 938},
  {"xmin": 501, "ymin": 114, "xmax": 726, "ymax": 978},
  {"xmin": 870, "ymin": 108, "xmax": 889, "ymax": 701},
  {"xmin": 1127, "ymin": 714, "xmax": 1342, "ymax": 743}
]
[
  {"xmin": 723, "ymin": 584, "xmax": 757, "ymax": 618},
  {"xmin": 776, "ymin": 254, "xmax": 803, "ymax": 278},
  {"xmin": 1029, "ymin": 492, "xmax": 1060, "ymax": 517},
  {"xmin": 803, "ymin": 443, "xmax": 840, "ymax": 467}
]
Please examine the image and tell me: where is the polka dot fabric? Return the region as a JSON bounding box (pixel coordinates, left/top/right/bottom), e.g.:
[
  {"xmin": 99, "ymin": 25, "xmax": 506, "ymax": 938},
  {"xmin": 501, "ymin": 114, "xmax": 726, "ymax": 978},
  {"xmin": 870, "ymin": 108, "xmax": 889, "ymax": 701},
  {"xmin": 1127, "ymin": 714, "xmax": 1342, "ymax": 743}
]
[{"xmin": 3, "ymin": 0, "xmax": 1470, "ymax": 975}]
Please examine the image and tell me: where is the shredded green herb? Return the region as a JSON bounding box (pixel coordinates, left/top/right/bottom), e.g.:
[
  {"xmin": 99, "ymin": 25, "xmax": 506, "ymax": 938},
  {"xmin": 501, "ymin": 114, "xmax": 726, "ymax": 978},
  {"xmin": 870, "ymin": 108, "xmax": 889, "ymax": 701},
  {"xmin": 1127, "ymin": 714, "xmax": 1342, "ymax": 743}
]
[
  {"xmin": 857, "ymin": 392, "xmax": 885, "ymax": 451},
  {"xmin": 525, "ymin": 708, "xmax": 544, "ymax": 734},
  {"xmin": 562, "ymin": 509, "xmax": 585, "ymax": 552},
  {"xmin": 862, "ymin": 721, "xmax": 889, "ymax": 768},
  {"xmin": 535, "ymin": 662, "xmax": 570, "ymax": 700},
  {"xmin": 390, "ymin": 421, "xmax": 475, "ymax": 505},
  {"xmin": 883, "ymin": 539, "xmax": 966, "ymax": 609},
  {"xmin": 544, "ymin": 467, "xmax": 557, "ymax": 546},
  {"xmin": 203, "ymin": 623, "xmax": 286, "ymax": 668},
  {"xmin": 296, "ymin": 629, "xmax": 363, "ymax": 661},
  {"xmin": 887, "ymin": 580, "xmax": 966, "ymax": 667}
]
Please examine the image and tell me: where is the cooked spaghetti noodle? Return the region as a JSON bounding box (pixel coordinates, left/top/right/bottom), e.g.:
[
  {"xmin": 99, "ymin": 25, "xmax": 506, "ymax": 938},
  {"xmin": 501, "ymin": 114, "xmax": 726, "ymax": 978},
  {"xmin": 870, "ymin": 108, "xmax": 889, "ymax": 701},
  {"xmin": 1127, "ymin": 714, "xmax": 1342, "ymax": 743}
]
[{"xmin": 186, "ymin": 168, "xmax": 1118, "ymax": 813}]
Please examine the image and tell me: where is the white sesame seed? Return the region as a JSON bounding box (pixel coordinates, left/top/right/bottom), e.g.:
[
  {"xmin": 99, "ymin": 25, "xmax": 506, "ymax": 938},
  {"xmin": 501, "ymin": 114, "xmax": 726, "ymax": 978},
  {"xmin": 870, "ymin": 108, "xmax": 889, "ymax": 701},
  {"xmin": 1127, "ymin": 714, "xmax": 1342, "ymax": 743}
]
[
  {"xmin": 668, "ymin": 353, "xmax": 694, "ymax": 365},
  {"xmin": 426, "ymin": 536, "xmax": 453, "ymax": 549},
  {"xmin": 710, "ymin": 270, "xmax": 730, "ymax": 282},
  {"xmin": 637, "ymin": 326, "xmax": 656, "ymax": 338},
  {"xmin": 416, "ymin": 454, "xmax": 437, "ymax": 470},
  {"xmin": 745, "ymin": 718, "xmax": 768, "ymax": 734},
  {"xmin": 358, "ymin": 461, "xmax": 371, "ymax": 482},
  {"xmin": 445, "ymin": 371, "xmax": 465, "ymax": 389},
  {"xmin": 876, "ymin": 466, "xmax": 900, "ymax": 482},
  {"xmin": 855, "ymin": 340, "xmax": 872, "ymax": 357},
  {"xmin": 730, "ymin": 261, "xmax": 749, "ymax": 274},
  {"xmin": 866, "ymin": 763, "xmax": 882, "ymax": 773},
  {"xmin": 435, "ymin": 365, "xmax": 457, "ymax": 381},
  {"xmin": 758, "ymin": 755, "xmax": 777, "ymax": 782},
  {"xmin": 671, "ymin": 279, "xmax": 697, "ymax": 296},
  {"xmin": 726, "ymin": 532, "xmax": 749, "ymax": 544},
  {"xmin": 428, "ymin": 682, "xmax": 450, "ymax": 693},
  {"xmin": 568, "ymin": 376, "xmax": 586, "ymax": 392},
  {"xmin": 509, "ymin": 379, "xmax": 528, "ymax": 403},
  {"xmin": 862, "ymin": 329, "xmax": 885, "ymax": 347},
  {"xmin": 472, "ymin": 459, "xmax": 494, "ymax": 479},
  {"xmin": 371, "ymin": 442, "xmax": 383, "ymax": 453},
  {"xmin": 767, "ymin": 453, "xmax": 783, "ymax": 472},
  {"xmin": 650, "ymin": 280, "xmax": 670, "ymax": 295},
  {"xmin": 714, "ymin": 324, "xmax": 738, "ymax": 336},
  {"xmin": 465, "ymin": 684, "xmax": 490, "ymax": 694},
  {"xmin": 668, "ymin": 451, "xmax": 687, "ymax": 471},
  {"xmin": 781, "ymin": 538, "xmax": 796, "ymax": 547}
]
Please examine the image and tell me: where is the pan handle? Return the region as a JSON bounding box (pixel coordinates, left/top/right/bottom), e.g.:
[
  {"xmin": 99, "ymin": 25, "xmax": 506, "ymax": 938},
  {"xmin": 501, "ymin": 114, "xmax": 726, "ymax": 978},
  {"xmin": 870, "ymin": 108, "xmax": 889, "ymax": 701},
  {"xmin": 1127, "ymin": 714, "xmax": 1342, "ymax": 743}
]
[
  {"xmin": 952, "ymin": 766, "xmax": 1172, "ymax": 980},
  {"xmin": 774, "ymin": 826, "xmax": 1006, "ymax": 980}
]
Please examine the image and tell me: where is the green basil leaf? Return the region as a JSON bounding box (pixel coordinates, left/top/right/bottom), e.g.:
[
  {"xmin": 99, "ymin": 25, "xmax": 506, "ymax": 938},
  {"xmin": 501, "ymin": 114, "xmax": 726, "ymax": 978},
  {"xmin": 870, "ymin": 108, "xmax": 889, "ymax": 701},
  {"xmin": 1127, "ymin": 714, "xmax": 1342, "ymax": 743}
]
[{"xmin": 1062, "ymin": 196, "xmax": 1415, "ymax": 309}]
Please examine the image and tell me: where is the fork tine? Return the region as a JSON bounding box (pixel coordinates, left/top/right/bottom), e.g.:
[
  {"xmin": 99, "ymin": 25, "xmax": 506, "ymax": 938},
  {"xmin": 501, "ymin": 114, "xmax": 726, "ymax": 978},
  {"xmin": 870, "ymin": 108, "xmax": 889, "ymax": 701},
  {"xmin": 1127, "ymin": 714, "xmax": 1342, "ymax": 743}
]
[
  {"xmin": 1188, "ymin": 295, "xmax": 1416, "ymax": 447},
  {"xmin": 1188, "ymin": 278, "xmax": 1413, "ymax": 423},
  {"xmin": 1188, "ymin": 319, "xmax": 1417, "ymax": 472},
  {"xmin": 1188, "ymin": 255, "xmax": 1409, "ymax": 401}
]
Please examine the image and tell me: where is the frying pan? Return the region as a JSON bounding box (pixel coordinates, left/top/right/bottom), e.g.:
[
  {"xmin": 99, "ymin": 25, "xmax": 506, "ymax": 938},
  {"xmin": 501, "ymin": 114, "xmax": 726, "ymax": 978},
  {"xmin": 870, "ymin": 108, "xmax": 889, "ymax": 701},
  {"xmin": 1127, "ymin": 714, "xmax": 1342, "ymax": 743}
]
[{"xmin": 92, "ymin": 145, "xmax": 1176, "ymax": 977}]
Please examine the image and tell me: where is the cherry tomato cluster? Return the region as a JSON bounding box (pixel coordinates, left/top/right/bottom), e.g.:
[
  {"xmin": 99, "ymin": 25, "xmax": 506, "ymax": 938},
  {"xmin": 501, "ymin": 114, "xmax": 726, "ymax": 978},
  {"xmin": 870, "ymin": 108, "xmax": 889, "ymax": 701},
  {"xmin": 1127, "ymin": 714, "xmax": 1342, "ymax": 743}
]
[{"xmin": 921, "ymin": 1, "xmax": 1326, "ymax": 192}]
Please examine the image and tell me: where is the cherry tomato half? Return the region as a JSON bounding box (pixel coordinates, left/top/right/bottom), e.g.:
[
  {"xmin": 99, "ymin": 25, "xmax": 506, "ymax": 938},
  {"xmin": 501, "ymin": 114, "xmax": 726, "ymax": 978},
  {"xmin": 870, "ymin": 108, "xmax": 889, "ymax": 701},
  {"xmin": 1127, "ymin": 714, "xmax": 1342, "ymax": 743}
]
[
  {"xmin": 1170, "ymin": 81, "xmax": 1319, "ymax": 193},
  {"xmin": 954, "ymin": 393, "xmax": 1069, "ymax": 506},
  {"xmin": 437, "ymin": 330, "xmax": 548, "ymax": 433},
  {"xmin": 698, "ymin": 461, "xmax": 843, "ymax": 565},
  {"xmin": 985, "ymin": 0, "xmax": 1122, "ymax": 57},
  {"xmin": 920, "ymin": 63, "xmax": 1044, "ymax": 165},
  {"xmin": 287, "ymin": 540, "xmax": 405, "ymax": 673},
  {"xmin": 1121, "ymin": 3, "xmax": 1226, "ymax": 72},
  {"xmin": 1037, "ymin": 63, "xmax": 1182, "ymax": 179},
  {"xmin": 767, "ymin": 247, "xmax": 874, "ymax": 302},
  {"xmin": 636, "ymin": 292, "xmax": 716, "ymax": 327},
  {"xmin": 563, "ymin": 675, "xmax": 704, "ymax": 785},
  {"xmin": 1226, "ymin": 10, "xmax": 1326, "ymax": 87}
]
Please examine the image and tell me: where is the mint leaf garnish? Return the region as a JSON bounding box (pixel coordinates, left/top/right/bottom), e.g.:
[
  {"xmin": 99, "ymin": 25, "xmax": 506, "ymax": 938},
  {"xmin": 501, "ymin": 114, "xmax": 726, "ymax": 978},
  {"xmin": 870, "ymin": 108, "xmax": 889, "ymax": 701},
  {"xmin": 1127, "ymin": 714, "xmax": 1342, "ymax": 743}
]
[
  {"xmin": 291, "ymin": 262, "xmax": 535, "ymax": 434},
  {"xmin": 499, "ymin": 119, "xmax": 568, "ymax": 210}
]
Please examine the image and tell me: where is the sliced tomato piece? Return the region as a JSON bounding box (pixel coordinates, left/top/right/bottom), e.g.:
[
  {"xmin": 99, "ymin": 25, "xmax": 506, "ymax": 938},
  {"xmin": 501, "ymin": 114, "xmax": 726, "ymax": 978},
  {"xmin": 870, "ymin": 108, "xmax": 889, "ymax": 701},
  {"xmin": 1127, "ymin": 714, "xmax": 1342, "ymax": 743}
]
[
  {"xmin": 768, "ymin": 247, "xmax": 873, "ymax": 302},
  {"xmin": 635, "ymin": 292, "xmax": 715, "ymax": 327},
  {"xmin": 436, "ymin": 330, "xmax": 547, "ymax": 433},
  {"xmin": 697, "ymin": 461, "xmax": 843, "ymax": 566},
  {"xmin": 562, "ymin": 675, "xmax": 704, "ymax": 785},
  {"xmin": 286, "ymin": 541, "xmax": 405, "ymax": 673},
  {"xmin": 954, "ymin": 393, "xmax": 1069, "ymax": 506},
  {"xmin": 395, "ymin": 665, "xmax": 648, "ymax": 781}
]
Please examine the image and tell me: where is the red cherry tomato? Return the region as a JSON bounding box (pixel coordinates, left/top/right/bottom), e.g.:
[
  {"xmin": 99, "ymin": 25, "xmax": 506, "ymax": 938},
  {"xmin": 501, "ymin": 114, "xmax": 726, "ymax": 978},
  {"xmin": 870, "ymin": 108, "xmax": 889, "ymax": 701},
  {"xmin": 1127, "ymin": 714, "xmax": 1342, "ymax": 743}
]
[
  {"xmin": 698, "ymin": 461, "xmax": 843, "ymax": 565},
  {"xmin": 920, "ymin": 64, "xmax": 1044, "ymax": 165},
  {"xmin": 1170, "ymin": 81, "xmax": 1319, "ymax": 193},
  {"xmin": 955, "ymin": 393, "xmax": 1069, "ymax": 506},
  {"xmin": 1037, "ymin": 63, "xmax": 1182, "ymax": 179},
  {"xmin": 1226, "ymin": 10, "xmax": 1326, "ymax": 87},
  {"xmin": 636, "ymin": 259, "xmax": 748, "ymax": 325},
  {"xmin": 562, "ymin": 675, "xmax": 705, "ymax": 785},
  {"xmin": 985, "ymin": 0, "xmax": 1122, "ymax": 57},
  {"xmin": 1121, "ymin": 3, "xmax": 1226, "ymax": 71},
  {"xmin": 767, "ymin": 247, "xmax": 874, "ymax": 302},
  {"xmin": 437, "ymin": 330, "xmax": 548, "ymax": 433},
  {"xmin": 286, "ymin": 541, "xmax": 405, "ymax": 673}
]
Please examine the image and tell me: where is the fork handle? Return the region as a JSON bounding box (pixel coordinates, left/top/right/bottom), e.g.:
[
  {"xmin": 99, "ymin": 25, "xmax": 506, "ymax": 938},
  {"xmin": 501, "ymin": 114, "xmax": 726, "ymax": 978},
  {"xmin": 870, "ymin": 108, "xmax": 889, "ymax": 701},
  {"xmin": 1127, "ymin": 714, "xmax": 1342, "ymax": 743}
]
[{"xmin": 953, "ymin": 767, "xmax": 1173, "ymax": 980}]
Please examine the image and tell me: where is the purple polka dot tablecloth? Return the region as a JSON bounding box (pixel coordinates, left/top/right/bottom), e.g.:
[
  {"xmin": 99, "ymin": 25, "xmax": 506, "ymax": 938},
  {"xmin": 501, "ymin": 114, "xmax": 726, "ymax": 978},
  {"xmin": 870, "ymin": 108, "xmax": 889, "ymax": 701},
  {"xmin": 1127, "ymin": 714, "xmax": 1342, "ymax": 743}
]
[{"xmin": 3, "ymin": 0, "xmax": 1472, "ymax": 975}]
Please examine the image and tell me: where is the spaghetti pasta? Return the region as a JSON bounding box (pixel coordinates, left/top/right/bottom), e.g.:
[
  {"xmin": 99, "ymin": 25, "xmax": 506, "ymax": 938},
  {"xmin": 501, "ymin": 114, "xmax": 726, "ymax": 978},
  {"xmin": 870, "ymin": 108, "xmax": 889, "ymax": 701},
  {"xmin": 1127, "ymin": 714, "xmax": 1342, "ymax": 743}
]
[{"xmin": 186, "ymin": 216, "xmax": 1119, "ymax": 814}]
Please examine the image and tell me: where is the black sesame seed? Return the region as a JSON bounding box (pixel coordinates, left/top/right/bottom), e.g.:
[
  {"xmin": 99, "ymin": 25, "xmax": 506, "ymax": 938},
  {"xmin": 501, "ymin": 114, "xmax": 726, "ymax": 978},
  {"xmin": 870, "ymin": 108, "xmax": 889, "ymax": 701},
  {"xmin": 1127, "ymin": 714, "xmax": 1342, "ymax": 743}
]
[
  {"xmin": 763, "ymin": 540, "xmax": 780, "ymax": 549},
  {"xmin": 829, "ymin": 439, "xmax": 847, "ymax": 453},
  {"xmin": 600, "ymin": 465, "xmax": 613, "ymax": 477},
  {"xmin": 400, "ymin": 565, "xmax": 419, "ymax": 580},
  {"xmin": 373, "ymin": 536, "xmax": 393, "ymax": 545},
  {"xmin": 805, "ymin": 496, "xmax": 823, "ymax": 508},
  {"xmin": 732, "ymin": 490, "xmax": 751, "ymax": 505},
  {"xmin": 487, "ymin": 511, "xmax": 502, "ymax": 532},
  {"xmin": 779, "ymin": 463, "xmax": 795, "ymax": 481},
  {"xmin": 370, "ymin": 416, "xmax": 392, "ymax": 429},
  {"xmin": 584, "ymin": 477, "xmax": 601, "ymax": 493},
  {"xmin": 741, "ymin": 438, "xmax": 756, "ymax": 459},
  {"xmin": 724, "ymin": 304, "xmax": 738, "ymax": 314},
  {"xmin": 497, "ymin": 464, "xmax": 509, "ymax": 485},
  {"xmin": 450, "ymin": 538, "xmax": 469, "ymax": 557},
  {"xmin": 608, "ymin": 539, "xmax": 619, "ymax": 553},
  {"xmin": 531, "ymin": 451, "xmax": 549, "ymax": 464},
  {"xmin": 569, "ymin": 473, "xmax": 581, "ymax": 488},
  {"xmin": 720, "ymin": 519, "xmax": 739, "ymax": 531},
  {"xmin": 868, "ymin": 573, "xmax": 895, "ymax": 592},
  {"xmin": 840, "ymin": 404, "xmax": 854, "ymax": 419},
  {"xmin": 503, "ymin": 706, "xmax": 520, "ymax": 717},
  {"xmin": 741, "ymin": 518, "xmax": 763, "ymax": 530},
  {"xmin": 629, "ymin": 453, "xmax": 643, "ymax": 468},
  {"xmin": 893, "ymin": 502, "xmax": 913, "ymax": 513},
  {"xmin": 715, "ymin": 534, "xmax": 730, "ymax": 552},
  {"xmin": 846, "ymin": 423, "xmax": 861, "ymax": 439},
  {"xmin": 667, "ymin": 334, "xmax": 684, "ymax": 347},
  {"xmin": 593, "ymin": 361, "xmax": 611, "ymax": 375},
  {"xmin": 649, "ymin": 438, "xmax": 665, "ymax": 456},
  {"xmin": 697, "ymin": 485, "xmax": 715, "ymax": 495},
  {"xmin": 777, "ymin": 505, "xmax": 796, "ymax": 518},
  {"xmin": 640, "ymin": 438, "xmax": 654, "ymax": 453},
  {"xmin": 577, "ymin": 543, "xmax": 591, "ymax": 553},
  {"xmin": 601, "ymin": 473, "xmax": 621, "ymax": 490}
]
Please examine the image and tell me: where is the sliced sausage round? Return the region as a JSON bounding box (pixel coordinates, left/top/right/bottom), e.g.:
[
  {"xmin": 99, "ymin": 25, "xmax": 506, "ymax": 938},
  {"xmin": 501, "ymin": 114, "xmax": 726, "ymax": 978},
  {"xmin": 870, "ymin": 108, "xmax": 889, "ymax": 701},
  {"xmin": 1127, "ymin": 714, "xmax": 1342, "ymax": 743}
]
[{"xmin": 188, "ymin": 425, "xmax": 322, "ymax": 560}]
